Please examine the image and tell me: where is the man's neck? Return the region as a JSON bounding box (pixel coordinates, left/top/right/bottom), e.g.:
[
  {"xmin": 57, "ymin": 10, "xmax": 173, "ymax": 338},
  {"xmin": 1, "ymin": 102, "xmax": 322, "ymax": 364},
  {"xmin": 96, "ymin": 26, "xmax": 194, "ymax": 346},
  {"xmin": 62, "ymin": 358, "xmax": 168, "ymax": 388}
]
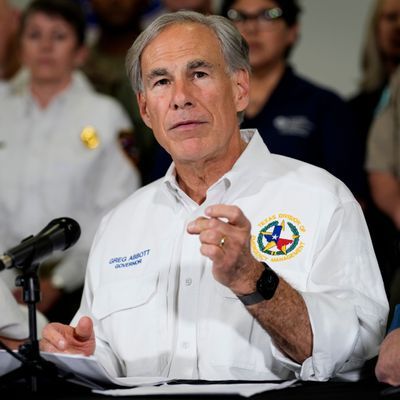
[
  {"xmin": 175, "ymin": 137, "xmax": 247, "ymax": 204},
  {"xmin": 29, "ymin": 77, "xmax": 72, "ymax": 108}
]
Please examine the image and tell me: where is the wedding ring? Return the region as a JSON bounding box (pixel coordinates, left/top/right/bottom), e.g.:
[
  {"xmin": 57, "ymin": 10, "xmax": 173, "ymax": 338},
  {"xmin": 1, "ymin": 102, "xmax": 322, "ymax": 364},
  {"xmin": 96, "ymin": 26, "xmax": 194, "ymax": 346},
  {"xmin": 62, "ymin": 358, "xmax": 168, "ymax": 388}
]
[{"xmin": 219, "ymin": 236, "xmax": 226, "ymax": 248}]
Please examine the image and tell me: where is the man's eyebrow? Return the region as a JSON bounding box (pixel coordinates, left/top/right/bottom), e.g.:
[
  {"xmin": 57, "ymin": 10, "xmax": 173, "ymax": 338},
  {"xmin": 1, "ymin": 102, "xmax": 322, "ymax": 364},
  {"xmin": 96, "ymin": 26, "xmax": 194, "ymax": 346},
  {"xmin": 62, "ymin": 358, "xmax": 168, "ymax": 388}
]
[
  {"xmin": 187, "ymin": 59, "xmax": 214, "ymax": 70},
  {"xmin": 146, "ymin": 68, "xmax": 169, "ymax": 81},
  {"xmin": 145, "ymin": 60, "xmax": 214, "ymax": 82}
]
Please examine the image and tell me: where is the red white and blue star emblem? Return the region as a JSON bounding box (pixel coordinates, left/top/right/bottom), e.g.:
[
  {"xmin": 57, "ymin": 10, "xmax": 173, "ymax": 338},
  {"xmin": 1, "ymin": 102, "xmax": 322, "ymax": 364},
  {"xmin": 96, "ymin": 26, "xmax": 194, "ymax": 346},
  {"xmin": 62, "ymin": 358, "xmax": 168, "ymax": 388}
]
[{"xmin": 252, "ymin": 214, "xmax": 305, "ymax": 261}]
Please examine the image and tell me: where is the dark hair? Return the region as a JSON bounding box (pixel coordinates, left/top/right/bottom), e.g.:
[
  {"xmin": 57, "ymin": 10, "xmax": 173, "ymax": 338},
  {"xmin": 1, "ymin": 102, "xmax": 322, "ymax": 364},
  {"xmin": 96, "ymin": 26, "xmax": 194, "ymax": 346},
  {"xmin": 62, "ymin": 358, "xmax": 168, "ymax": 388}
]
[
  {"xmin": 220, "ymin": 0, "xmax": 301, "ymax": 27},
  {"xmin": 21, "ymin": 0, "xmax": 86, "ymax": 46}
]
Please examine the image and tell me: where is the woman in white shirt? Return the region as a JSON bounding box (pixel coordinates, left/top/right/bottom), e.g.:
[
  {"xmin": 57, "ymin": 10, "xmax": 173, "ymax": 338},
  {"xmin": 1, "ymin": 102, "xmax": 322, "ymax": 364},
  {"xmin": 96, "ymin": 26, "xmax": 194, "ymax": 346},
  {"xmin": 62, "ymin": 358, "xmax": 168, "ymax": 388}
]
[
  {"xmin": 0, "ymin": 0, "xmax": 140, "ymax": 323},
  {"xmin": 0, "ymin": 277, "xmax": 28, "ymax": 349}
]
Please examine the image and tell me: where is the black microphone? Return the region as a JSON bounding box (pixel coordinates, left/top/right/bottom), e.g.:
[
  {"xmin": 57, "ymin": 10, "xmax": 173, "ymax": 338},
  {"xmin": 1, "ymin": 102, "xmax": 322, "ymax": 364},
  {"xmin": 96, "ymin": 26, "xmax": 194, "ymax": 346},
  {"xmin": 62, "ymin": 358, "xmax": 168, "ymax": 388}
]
[{"xmin": 0, "ymin": 217, "xmax": 81, "ymax": 271}]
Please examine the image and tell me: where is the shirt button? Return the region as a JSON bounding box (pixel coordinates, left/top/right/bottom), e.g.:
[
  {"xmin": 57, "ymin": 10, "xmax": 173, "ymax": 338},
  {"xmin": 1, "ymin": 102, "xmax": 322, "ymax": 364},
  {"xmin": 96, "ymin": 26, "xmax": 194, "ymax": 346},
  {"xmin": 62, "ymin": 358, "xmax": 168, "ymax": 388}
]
[
  {"xmin": 181, "ymin": 341, "xmax": 190, "ymax": 349},
  {"xmin": 185, "ymin": 278, "xmax": 192, "ymax": 286}
]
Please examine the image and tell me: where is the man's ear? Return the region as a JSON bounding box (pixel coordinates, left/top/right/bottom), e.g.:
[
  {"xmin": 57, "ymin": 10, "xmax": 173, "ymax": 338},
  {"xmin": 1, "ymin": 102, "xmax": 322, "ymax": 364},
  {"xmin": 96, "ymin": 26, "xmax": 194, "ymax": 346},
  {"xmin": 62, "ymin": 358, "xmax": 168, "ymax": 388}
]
[
  {"xmin": 137, "ymin": 92, "xmax": 152, "ymax": 129},
  {"xmin": 233, "ymin": 68, "xmax": 250, "ymax": 114}
]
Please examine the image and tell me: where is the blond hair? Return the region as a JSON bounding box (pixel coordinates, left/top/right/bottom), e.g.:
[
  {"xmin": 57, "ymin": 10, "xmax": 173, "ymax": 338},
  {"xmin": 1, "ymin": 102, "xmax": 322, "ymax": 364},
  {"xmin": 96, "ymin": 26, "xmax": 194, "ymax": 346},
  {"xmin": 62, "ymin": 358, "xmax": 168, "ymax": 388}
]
[{"xmin": 359, "ymin": 0, "xmax": 391, "ymax": 92}]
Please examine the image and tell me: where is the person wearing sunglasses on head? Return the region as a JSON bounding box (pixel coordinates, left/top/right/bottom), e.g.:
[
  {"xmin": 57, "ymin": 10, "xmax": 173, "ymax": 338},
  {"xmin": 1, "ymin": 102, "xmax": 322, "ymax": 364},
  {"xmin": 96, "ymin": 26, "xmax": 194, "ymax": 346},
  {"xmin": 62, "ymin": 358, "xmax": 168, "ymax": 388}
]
[{"xmin": 220, "ymin": 0, "xmax": 366, "ymax": 207}]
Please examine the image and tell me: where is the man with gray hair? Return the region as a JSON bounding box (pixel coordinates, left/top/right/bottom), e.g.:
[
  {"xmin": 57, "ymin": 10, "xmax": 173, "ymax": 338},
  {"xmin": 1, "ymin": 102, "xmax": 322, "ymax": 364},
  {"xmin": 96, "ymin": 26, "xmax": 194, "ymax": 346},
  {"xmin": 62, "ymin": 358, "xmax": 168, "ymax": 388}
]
[{"xmin": 40, "ymin": 11, "xmax": 388, "ymax": 382}]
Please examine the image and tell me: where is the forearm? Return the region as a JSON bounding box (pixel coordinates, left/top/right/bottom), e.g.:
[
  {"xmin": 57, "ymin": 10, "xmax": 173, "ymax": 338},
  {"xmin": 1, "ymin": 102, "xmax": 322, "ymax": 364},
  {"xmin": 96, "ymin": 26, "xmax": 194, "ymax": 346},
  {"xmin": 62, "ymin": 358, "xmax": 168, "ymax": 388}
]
[
  {"xmin": 227, "ymin": 257, "xmax": 313, "ymax": 364},
  {"xmin": 375, "ymin": 328, "xmax": 400, "ymax": 386},
  {"xmin": 375, "ymin": 192, "xmax": 400, "ymax": 228},
  {"xmin": 246, "ymin": 277, "xmax": 313, "ymax": 363},
  {"xmin": 369, "ymin": 172, "xmax": 400, "ymax": 229}
]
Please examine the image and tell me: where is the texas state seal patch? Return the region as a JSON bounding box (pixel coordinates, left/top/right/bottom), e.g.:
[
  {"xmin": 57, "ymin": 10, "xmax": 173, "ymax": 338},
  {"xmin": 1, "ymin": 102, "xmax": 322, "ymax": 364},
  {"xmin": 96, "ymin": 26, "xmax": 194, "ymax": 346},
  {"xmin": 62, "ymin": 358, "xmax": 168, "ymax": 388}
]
[{"xmin": 251, "ymin": 213, "xmax": 306, "ymax": 263}]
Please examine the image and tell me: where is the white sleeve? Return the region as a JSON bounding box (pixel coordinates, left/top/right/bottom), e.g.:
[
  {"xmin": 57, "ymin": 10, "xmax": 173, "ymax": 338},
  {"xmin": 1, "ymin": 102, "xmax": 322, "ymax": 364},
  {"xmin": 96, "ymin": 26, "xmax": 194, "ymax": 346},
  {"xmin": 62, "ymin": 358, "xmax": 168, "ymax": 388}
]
[
  {"xmin": 70, "ymin": 215, "xmax": 125, "ymax": 378},
  {"xmin": 0, "ymin": 277, "xmax": 29, "ymax": 339},
  {"xmin": 71, "ymin": 289, "xmax": 124, "ymax": 378},
  {"xmin": 272, "ymin": 201, "xmax": 388, "ymax": 381}
]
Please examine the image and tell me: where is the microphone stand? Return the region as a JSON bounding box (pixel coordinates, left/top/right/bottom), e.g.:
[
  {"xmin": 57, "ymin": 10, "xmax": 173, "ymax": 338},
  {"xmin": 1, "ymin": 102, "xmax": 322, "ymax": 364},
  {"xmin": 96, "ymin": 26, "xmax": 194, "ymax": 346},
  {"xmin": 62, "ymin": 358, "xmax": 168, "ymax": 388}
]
[{"xmin": 0, "ymin": 262, "xmax": 73, "ymax": 393}]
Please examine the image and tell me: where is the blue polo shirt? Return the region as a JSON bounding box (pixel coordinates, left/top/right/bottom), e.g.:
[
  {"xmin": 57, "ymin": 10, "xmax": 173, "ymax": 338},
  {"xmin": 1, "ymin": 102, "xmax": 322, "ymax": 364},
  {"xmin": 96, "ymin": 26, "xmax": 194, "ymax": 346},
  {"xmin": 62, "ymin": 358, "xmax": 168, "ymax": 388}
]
[{"xmin": 241, "ymin": 66, "xmax": 365, "ymax": 198}]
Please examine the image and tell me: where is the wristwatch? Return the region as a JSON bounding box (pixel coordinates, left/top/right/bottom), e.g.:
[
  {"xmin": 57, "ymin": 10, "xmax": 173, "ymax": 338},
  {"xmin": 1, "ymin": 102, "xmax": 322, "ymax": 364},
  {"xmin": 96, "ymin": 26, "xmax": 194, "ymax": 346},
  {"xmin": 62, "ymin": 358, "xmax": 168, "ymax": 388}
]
[{"xmin": 237, "ymin": 262, "xmax": 279, "ymax": 306}]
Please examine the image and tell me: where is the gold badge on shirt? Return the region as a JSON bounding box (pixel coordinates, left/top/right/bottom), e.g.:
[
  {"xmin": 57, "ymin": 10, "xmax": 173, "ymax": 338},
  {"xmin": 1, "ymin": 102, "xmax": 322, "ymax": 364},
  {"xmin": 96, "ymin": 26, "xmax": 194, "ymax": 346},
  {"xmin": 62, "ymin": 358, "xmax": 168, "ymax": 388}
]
[{"xmin": 80, "ymin": 126, "xmax": 100, "ymax": 149}]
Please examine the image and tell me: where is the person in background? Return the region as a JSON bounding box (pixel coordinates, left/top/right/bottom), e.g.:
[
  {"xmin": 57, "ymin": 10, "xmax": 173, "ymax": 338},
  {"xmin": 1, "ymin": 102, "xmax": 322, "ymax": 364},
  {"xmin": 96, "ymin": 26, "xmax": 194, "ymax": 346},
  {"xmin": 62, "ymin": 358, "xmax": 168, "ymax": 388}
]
[
  {"xmin": 350, "ymin": 0, "xmax": 400, "ymax": 141},
  {"xmin": 81, "ymin": 0, "xmax": 152, "ymax": 182},
  {"xmin": 375, "ymin": 304, "xmax": 400, "ymax": 386},
  {"xmin": 366, "ymin": 66, "xmax": 400, "ymax": 315},
  {"xmin": 0, "ymin": 0, "xmax": 21, "ymax": 95},
  {"xmin": 220, "ymin": 0, "xmax": 365, "ymax": 204},
  {"xmin": 0, "ymin": 277, "xmax": 28, "ymax": 350},
  {"xmin": 141, "ymin": 0, "xmax": 214, "ymax": 27},
  {"xmin": 376, "ymin": 327, "xmax": 400, "ymax": 386},
  {"xmin": 82, "ymin": 0, "xmax": 147, "ymax": 100},
  {"xmin": 0, "ymin": 0, "xmax": 140, "ymax": 324},
  {"xmin": 40, "ymin": 11, "xmax": 387, "ymax": 382},
  {"xmin": 159, "ymin": 0, "xmax": 213, "ymax": 13},
  {"xmin": 349, "ymin": 0, "xmax": 400, "ymax": 296},
  {"xmin": 0, "ymin": 275, "xmax": 48, "ymax": 349},
  {"xmin": 367, "ymin": 67, "xmax": 400, "ymax": 235}
]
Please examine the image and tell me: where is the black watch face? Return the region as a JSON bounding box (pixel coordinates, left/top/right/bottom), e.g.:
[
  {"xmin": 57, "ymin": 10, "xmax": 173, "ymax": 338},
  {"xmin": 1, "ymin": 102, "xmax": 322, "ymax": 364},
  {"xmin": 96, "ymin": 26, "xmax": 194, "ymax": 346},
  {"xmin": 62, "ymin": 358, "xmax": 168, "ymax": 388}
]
[{"xmin": 257, "ymin": 267, "xmax": 279, "ymax": 300}]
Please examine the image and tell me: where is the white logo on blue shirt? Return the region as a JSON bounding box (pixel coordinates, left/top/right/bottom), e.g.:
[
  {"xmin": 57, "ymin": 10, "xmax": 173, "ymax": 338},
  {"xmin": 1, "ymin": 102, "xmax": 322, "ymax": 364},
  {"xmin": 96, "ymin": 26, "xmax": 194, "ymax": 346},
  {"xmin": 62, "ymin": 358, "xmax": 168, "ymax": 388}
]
[{"xmin": 273, "ymin": 116, "xmax": 313, "ymax": 137}]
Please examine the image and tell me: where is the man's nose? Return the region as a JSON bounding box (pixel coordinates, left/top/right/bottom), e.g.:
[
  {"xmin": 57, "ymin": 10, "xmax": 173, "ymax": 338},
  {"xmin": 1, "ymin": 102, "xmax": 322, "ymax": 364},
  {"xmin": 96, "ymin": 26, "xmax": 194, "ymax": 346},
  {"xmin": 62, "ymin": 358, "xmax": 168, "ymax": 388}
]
[{"xmin": 170, "ymin": 80, "xmax": 194, "ymax": 110}]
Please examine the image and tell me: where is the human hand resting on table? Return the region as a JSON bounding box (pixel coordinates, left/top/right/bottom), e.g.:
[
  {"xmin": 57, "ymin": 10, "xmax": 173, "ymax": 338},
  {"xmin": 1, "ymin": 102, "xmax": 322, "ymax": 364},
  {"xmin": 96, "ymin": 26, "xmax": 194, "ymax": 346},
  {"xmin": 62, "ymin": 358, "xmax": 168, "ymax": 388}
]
[
  {"xmin": 40, "ymin": 316, "xmax": 95, "ymax": 356},
  {"xmin": 375, "ymin": 327, "xmax": 400, "ymax": 386}
]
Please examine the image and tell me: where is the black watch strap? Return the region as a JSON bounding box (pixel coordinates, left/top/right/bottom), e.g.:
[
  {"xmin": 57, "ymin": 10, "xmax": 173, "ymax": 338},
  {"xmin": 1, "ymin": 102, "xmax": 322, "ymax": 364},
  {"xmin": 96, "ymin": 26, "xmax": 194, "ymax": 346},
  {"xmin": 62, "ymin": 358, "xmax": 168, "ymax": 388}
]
[
  {"xmin": 237, "ymin": 290, "xmax": 266, "ymax": 306},
  {"xmin": 237, "ymin": 262, "xmax": 279, "ymax": 306}
]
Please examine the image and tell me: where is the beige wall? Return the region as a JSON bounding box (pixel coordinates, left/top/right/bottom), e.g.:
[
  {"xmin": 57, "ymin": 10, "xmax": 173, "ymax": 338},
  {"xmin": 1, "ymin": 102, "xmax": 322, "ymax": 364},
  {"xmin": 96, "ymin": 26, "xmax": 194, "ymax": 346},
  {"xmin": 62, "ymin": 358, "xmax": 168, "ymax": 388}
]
[{"xmin": 292, "ymin": 0, "xmax": 375, "ymax": 98}]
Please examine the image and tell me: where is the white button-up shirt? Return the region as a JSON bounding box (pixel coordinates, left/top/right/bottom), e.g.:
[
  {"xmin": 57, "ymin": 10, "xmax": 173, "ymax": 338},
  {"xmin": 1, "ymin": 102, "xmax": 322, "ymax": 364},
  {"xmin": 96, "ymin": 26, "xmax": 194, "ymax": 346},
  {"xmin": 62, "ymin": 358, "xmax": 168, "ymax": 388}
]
[
  {"xmin": 0, "ymin": 277, "xmax": 28, "ymax": 339},
  {"xmin": 0, "ymin": 74, "xmax": 140, "ymax": 292},
  {"xmin": 73, "ymin": 129, "xmax": 388, "ymax": 382}
]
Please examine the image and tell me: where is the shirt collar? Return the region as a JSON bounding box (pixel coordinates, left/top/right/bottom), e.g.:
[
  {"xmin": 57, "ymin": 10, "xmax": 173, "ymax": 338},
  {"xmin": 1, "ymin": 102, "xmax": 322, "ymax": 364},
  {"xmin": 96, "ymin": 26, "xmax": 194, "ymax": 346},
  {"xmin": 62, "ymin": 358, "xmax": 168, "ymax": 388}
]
[
  {"xmin": 20, "ymin": 70, "xmax": 89, "ymax": 113},
  {"xmin": 160, "ymin": 129, "xmax": 272, "ymax": 206}
]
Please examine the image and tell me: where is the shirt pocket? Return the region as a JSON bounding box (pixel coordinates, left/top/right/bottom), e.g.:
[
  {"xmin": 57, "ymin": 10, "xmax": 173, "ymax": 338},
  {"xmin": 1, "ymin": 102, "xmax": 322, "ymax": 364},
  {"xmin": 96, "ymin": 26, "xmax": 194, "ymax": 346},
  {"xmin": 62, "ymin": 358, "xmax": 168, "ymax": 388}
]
[
  {"xmin": 92, "ymin": 272, "xmax": 169, "ymax": 376},
  {"xmin": 92, "ymin": 273, "xmax": 158, "ymax": 319},
  {"xmin": 199, "ymin": 282, "xmax": 258, "ymax": 375}
]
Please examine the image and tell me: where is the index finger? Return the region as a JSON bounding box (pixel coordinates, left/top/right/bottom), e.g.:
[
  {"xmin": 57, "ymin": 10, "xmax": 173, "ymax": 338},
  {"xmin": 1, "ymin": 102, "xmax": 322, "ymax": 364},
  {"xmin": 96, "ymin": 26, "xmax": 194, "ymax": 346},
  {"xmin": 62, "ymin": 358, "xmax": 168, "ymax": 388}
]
[{"xmin": 205, "ymin": 204, "xmax": 248, "ymax": 227}]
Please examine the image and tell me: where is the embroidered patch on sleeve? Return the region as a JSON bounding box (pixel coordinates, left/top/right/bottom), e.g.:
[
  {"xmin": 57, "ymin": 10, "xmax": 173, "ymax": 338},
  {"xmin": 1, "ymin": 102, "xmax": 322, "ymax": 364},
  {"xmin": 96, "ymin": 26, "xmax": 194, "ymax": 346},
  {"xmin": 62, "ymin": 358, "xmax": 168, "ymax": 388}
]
[{"xmin": 251, "ymin": 213, "xmax": 306, "ymax": 263}]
